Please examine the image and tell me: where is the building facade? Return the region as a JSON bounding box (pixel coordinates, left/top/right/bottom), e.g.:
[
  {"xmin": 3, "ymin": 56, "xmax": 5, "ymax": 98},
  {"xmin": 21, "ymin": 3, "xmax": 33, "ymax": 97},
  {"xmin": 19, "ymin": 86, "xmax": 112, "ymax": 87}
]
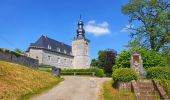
[{"xmin": 26, "ymin": 19, "xmax": 90, "ymax": 69}]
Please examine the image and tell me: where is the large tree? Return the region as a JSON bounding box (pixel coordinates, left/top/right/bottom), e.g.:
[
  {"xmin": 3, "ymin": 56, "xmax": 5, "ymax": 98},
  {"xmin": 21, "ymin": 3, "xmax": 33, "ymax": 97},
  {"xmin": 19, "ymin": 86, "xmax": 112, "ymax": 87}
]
[
  {"xmin": 122, "ymin": 0, "xmax": 170, "ymax": 52},
  {"xmin": 91, "ymin": 50, "xmax": 116, "ymax": 75}
]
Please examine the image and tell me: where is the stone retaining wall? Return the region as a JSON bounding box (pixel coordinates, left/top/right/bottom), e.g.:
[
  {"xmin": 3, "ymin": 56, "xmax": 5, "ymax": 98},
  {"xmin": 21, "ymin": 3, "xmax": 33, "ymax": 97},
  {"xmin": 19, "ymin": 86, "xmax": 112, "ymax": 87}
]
[
  {"xmin": 0, "ymin": 50, "xmax": 38, "ymax": 69},
  {"xmin": 153, "ymin": 80, "xmax": 169, "ymax": 100},
  {"xmin": 117, "ymin": 80, "xmax": 169, "ymax": 100}
]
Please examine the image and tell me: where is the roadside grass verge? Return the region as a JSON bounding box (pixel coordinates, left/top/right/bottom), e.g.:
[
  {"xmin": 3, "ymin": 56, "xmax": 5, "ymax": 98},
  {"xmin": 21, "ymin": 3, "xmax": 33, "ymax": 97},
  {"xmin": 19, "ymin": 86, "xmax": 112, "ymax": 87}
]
[
  {"xmin": 102, "ymin": 80, "xmax": 135, "ymax": 100},
  {"xmin": 0, "ymin": 60, "xmax": 62, "ymax": 100}
]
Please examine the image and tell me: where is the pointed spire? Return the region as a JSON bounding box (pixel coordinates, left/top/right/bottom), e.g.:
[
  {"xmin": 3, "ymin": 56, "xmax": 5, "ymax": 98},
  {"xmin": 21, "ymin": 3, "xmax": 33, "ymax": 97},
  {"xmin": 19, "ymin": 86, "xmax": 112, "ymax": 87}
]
[{"xmin": 77, "ymin": 15, "xmax": 85, "ymax": 38}]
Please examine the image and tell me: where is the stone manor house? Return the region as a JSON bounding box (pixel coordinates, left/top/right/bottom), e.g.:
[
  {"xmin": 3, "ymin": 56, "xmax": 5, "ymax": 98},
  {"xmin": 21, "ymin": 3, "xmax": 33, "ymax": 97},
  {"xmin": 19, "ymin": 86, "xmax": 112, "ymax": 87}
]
[{"xmin": 26, "ymin": 19, "xmax": 90, "ymax": 69}]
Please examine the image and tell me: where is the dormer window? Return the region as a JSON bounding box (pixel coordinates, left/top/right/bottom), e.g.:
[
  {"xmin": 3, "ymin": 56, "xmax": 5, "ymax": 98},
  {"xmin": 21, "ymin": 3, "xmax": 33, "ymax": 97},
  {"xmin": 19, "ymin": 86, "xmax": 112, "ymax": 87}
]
[
  {"xmin": 57, "ymin": 48, "xmax": 60, "ymax": 52},
  {"xmin": 48, "ymin": 45, "xmax": 51, "ymax": 49},
  {"xmin": 64, "ymin": 50, "xmax": 67, "ymax": 54}
]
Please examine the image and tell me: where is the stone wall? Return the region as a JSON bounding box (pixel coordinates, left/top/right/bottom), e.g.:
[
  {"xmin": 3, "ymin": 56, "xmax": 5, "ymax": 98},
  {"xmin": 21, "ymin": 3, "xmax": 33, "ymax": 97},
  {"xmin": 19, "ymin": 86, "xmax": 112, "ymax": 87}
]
[
  {"xmin": 153, "ymin": 80, "xmax": 169, "ymax": 100},
  {"xmin": 72, "ymin": 38, "xmax": 90, "ymax": 69},
  {"xmin": 0, "ymin": 50, "xmax": 38, "ymax": 69}
]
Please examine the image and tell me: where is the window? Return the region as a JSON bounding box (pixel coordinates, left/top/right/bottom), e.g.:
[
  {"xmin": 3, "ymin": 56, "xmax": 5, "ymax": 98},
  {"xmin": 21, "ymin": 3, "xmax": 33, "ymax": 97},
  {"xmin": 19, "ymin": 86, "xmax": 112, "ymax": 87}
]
[
  {"xmin": 36, "ymin": 56, "xmax": 39, "ymax": 59},
  {"xmin": 64, "ymin": 50, "xmax": 67, "ymax": 54},
  {"xmin": 48, "ymin": 45, "xmax": 51, "ymax": 49},
  {"xmin": 48, "ymin": 56, "xmax": 51, "ymax": 61},
  {"xmin": 57, "ymin": 48, "xmax": 60, "ymax": 52},
  {"xmin": 64, "ymin": 59, "xmax": 67, "ymax": 65},
  {"xmin": 57, "ymin": 58, "xmax": 61, "ymax": 64}
]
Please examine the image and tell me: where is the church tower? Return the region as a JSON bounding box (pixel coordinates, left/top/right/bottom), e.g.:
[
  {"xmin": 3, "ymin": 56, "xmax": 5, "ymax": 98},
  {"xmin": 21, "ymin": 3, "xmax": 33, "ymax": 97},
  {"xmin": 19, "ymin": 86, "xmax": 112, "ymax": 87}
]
[{"xmin": 72, "ymin": 18, "xmax": 90, "ymax": 69}]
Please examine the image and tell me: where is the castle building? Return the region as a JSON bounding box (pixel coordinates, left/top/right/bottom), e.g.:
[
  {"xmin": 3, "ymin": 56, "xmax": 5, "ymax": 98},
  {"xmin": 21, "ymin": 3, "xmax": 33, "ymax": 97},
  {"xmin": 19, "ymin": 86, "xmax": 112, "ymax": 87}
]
[{"xmin": 26, "ymin": 19, "xmax": 90, "ymax": 69}]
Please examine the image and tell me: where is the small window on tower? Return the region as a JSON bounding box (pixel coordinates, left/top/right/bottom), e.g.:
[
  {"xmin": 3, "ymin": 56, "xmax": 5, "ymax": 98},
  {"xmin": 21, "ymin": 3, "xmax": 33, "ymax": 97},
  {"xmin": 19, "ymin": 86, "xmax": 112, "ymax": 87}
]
[
  {"xmin": 86, "ymin": 42, "xmax": 88, "ymax": 45},
  {"xmin": 36, "ymin": 56, "xmax": 38, "ymax": 59}
]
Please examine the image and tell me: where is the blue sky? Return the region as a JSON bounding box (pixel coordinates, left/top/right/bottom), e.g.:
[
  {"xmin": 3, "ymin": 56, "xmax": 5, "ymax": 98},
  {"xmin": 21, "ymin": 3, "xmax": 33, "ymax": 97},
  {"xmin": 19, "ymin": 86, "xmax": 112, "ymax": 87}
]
[{"xmin": 0, "ymin": 0, "xmax": 132, "ymax": 59}]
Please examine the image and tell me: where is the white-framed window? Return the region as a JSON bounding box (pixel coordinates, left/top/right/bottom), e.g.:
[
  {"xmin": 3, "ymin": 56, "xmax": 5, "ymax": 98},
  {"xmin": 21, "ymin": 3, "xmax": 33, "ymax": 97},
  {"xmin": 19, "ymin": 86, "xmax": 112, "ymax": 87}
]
[
  {"xmin": 48, "ymin": 56, "xmax": 51, "ymax": 61},
  {"xmin": 57, "ymin": 48, "xmax": 60, "ymax": 52},
  {"xmin": 57, "ymin": 58, "xmax": 61, "ymax": 64},
  {"xmin": 48, "ymin": 44, "xmax": 51, "ymax": 49},
  {"xmin": 64, "ymin": 50, "xmax": 67, "ymax": 54}
]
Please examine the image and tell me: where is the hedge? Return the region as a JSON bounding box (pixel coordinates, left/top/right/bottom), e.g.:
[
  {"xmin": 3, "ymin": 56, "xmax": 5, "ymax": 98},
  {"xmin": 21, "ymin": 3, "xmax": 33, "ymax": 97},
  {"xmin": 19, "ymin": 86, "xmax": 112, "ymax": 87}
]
[
  {"xmin": 0, "ymin": 48, "xmax": 22, "ymax": 57},
  {"xmin": 112, "ymin": 68, "xmax": 138, "ymax": 82},
  {"xmin": 61, "ymin": 68, "xmax": 105, "ymax": 77},
  {"xmin": 147, "ymin": 67, "xmax": 170, "ymax": 81}
]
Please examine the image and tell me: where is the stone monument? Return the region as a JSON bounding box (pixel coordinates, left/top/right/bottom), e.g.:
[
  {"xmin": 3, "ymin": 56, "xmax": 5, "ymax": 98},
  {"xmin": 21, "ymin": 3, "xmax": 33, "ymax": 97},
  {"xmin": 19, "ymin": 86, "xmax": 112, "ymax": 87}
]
[{"xmin": 130, "ymin": 52, "xmax": 146, "ymax": 78}]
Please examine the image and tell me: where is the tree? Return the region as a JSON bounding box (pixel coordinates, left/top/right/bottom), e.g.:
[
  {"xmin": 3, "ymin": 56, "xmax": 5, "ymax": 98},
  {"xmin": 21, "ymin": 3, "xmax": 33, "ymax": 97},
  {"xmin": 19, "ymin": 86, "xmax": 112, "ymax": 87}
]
[
  {"xmin": 98, "ymin": 50, "xmax": 116, "ymax": 75},
  {"xmin": 90, "ymin": 50, "xmax": 117, "ymax": 75},
  {"xmin": 122, "ymin": 0, "xmax": 170, "ymax": 52},
  {"xmin": 91, "ymin": 59, "xmax": 100, "ymax": 67},
  {"xmin": 14, "ymin": 48, "xmax": 24, "ymax": 54}
]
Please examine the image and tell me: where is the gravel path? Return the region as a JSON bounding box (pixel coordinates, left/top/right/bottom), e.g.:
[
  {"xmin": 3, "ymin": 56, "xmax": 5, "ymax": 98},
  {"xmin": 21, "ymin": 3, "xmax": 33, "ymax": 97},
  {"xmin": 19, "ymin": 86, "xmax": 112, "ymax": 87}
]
[{"xmin": 30, "ymin": 76, "xmax": 111, "ymax": 100}]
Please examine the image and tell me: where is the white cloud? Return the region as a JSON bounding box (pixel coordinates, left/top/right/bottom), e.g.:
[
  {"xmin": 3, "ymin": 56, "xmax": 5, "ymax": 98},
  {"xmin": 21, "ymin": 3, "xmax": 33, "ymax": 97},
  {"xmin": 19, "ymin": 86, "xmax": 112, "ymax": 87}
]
[
  {"xmin": 121, "ymin": 24, "xmax": 134, "ymax": 32},
  {"xmin": 84, "ymin": 20, "xmax": 111, "ymax": 36}
]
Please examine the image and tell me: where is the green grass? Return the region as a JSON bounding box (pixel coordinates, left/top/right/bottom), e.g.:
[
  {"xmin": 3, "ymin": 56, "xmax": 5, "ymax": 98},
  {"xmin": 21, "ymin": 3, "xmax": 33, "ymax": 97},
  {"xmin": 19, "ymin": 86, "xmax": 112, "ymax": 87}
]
[
  {"xmin": 102, "ymin": 80, "xmax": 135, "ymax": 100},
  {"xmin": 0, "ymin": 60, "xmax": 62, "ymax": 100}
]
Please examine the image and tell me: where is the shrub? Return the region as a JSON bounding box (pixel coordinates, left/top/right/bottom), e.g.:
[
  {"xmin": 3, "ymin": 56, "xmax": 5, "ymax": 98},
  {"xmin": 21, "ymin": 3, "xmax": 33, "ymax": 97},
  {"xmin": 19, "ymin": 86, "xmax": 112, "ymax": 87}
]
[
  {"xmin": 156, "ymin": 79, "xmax": 170, "ymax": 98},
  {"xmin": 112, "ymin": 68, "xmax": 138, "ymax": 82},
  {"xmin": 10, "ymin": 51, "xmax": 22, "ymax": 57},
  {"xmin": 0, "ymin": 48, "xmax": 22, "ymax": 57},
  {"xmin": 114, "ymin": 48, "xmax": 166, "ymax": 69},
  {"xmin": 61, "ymin": 68, "xmax": 105, "ymax": 77},
  {"xmin": 147, "ymin": 67, "xmax": 170, "ymax": 81}
]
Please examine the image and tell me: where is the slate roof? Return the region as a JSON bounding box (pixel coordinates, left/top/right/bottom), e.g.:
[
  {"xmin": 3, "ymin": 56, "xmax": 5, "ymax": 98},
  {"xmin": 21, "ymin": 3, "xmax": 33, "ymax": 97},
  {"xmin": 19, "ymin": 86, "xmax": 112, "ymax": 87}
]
[{"xmin": 29, "ymin": 35, "xmax": 72, "ymax": 56}]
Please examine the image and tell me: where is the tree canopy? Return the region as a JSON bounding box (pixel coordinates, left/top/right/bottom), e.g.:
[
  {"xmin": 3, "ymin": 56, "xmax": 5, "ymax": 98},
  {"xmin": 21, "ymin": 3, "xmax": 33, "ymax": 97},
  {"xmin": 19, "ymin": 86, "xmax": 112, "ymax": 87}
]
[
  {"xmin": 91, "ymin": 50, "xmax": 117, "ymax": 75},
  {"xmin": 122, "ymin": 0, "xmax": 170, "ymax": 52}
]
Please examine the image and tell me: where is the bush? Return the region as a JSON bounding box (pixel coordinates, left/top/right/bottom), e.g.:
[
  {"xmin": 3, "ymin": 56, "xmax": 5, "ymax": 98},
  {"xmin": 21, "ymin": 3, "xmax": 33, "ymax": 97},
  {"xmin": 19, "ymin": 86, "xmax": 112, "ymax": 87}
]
[
  {"xmin": 61, "ymin": 68, "xmax": 105, "ymax": 77},
  {"xmin": 157, "ymin": 79, "xmax": 170, "ymax": 98},
  {"xmin": 112, "ymin": 68, "xmax": 138, "ymax": 82},
  {"xmin": 0, "ymin": 48, "xmax": 22, "ymax": 57},
  {"xmin": 114, "ymin": 48, "xmax": 166, "ymax": 69},
  {"xmin": 10, "ymin": 51, "xmax": 22, "ymax": 57},
  {"xmin": 147, "ymin": 67, "xmax": 170, "ymax": 81}
]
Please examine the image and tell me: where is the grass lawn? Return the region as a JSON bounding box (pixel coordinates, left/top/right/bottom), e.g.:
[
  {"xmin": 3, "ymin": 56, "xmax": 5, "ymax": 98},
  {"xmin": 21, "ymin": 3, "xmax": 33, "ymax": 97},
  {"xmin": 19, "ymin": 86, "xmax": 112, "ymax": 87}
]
[
  {"xmin": 0, "ymin": 60, "xmax": 62, "ymax": 100},
  {"xmin": 101, "ymin": 80, "xmax": 136, "ymax": 100}
]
